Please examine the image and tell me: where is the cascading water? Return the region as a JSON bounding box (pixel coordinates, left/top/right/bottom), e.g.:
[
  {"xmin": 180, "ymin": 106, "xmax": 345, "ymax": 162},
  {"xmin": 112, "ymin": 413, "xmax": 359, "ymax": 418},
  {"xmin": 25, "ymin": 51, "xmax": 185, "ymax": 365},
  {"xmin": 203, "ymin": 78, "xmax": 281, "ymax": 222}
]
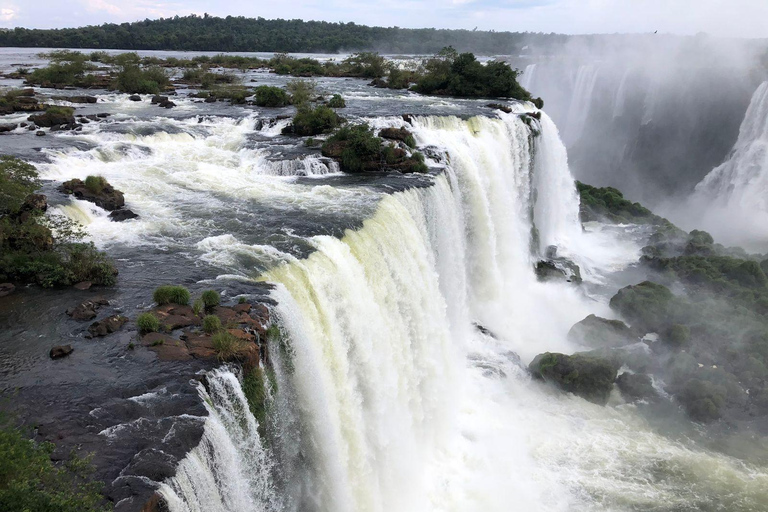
[
  {"xmin": 521, "ymin": 63, "xmax": 537, "ymax": 91},
  {"xmin": 688, "ymin": 81, "xmax": 768, "ymax": 248},
  {"xmin": 159, "ymin": 368, "xmax": 278, "ymax": 512},
  {"xmin": 563, "ymin": 65, "xmax": 599, "ymax": 146}
]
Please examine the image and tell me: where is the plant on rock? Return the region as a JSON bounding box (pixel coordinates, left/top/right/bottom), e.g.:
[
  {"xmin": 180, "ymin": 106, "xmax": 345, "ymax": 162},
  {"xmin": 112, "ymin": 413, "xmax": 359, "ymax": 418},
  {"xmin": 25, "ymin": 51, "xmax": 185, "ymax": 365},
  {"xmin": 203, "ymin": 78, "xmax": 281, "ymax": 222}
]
[
  {"xmin": 136, "ymin": 312, "xmax": 160, "ymax": 334},
  {"xmin": 202, "ymin": 314, "xmax": 222, "ymax": 334},
  {"xmin": 153, "ymin": 285, "xmax": 190, "ymax": 306},
  {"xmin": 201, "ymin": 289, "xmax": 220, "ymax": 309},
  {"xmin": 212, "ymin": 331, "xmax": 246, "ymax": 360}
]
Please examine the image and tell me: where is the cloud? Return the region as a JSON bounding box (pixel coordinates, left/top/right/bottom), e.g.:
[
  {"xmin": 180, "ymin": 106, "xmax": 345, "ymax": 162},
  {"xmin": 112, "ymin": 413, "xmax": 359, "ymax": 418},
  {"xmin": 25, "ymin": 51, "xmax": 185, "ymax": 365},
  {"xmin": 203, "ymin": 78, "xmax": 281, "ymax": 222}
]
[
  {"xmin": 83, "ymin": 0, "xmax": 122, "ymax": 16},
  {"xmin": 0, "ymin": 4, "xmax": 17, "ymax": 23}
]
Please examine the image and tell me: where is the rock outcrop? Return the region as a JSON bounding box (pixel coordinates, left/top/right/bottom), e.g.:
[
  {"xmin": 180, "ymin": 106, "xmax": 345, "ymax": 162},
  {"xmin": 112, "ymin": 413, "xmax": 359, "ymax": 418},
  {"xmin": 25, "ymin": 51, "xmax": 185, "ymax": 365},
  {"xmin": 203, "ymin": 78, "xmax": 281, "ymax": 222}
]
[
  {"xmin": 616, "ymin": 372, "xmax": 658, "ymax": 402},
  {"xmin": 529, "ymin": 352, "xmax": 620, "ymax": 405},
  {"xmin": 60, "ymin": 178, "xmax": 125, "ymax": 211},
  {"xmin": 567, "ymin": 314, "xmax": 637, "ymax": 349}
]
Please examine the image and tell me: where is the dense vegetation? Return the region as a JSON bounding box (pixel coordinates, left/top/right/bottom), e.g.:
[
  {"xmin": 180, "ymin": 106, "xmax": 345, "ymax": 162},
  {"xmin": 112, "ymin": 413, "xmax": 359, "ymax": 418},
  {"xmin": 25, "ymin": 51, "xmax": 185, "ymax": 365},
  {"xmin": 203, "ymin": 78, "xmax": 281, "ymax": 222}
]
[
  {"xmin": 0, "ymin": 156, "xmax": 118, "ymax": 287},
  {"xmin": 0, "ymin": 14, "xmax": 568, "ymax": 55},
  {"xmin": 0, "ymin": 420, "xmax": 108, "ymax": 511}
]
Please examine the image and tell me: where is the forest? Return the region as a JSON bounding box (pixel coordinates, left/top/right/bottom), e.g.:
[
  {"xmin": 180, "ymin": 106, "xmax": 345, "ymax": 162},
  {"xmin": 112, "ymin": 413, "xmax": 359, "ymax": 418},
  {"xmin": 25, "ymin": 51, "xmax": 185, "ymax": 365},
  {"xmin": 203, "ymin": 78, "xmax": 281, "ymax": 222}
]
[{"xmin": 0, "ymin": 14, "xmax": 571, "ymax": 54}]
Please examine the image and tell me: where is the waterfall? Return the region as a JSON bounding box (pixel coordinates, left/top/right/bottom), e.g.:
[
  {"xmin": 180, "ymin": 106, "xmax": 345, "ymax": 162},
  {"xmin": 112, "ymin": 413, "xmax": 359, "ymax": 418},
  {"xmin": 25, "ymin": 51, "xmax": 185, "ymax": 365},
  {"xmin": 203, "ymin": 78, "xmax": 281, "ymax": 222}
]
[
  {"xmin": 688, "ymin": 81, "xmax": 768, "ymax": 247},
  {"xmin": 563, "ymin": 65, "xmax": 599, "ymax": 146},
  {"xmin": 520, "ymin": 63, "xmax": 537, "ymax": 91},
  {"xmin": 159, "ymin": 368, "xmax": 278, "ymax": 512},
  {"xmin": 260, "ymin": 112, "xmax": 601, "ymax": 512}
]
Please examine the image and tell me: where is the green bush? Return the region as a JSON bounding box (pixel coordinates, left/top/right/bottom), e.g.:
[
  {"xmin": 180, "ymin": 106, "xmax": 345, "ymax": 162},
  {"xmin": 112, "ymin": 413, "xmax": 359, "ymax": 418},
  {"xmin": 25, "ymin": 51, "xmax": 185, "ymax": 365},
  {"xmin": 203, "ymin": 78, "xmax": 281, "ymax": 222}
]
[
  {"xmin": 201, "ymin": 290, "xmax": 221, "ymax": 309},
  {"xmin": 0, "ymin": 421, "xmax": 108, "ymax": 512},
  {"xmin": 113, "ymin": 64, "xmax": 169, "ymax": 94},
  {"xmin": 321, "ymin": 123, "xmax": 382, "ymax": 173},
  {"xmin": 254, "ymin": 86, "xmax": 289, "ymax": 107},
  {"xmin": 609, "ymin": 281, "xmax": 680, "ymax": 333},
  {"xmin": 212, "ymin": 331, "xmax": 246, "ymax": 360},
  {"xmin": 286, "ymin": 78, "xmax": 316, "ymax": 109},
  {"xmin": 45, "ymin": 106, "xmax": 75, "ymax": 118},
  {"xmin": 328, "ymin": 94, "xmax": 346, "ymax": 108},
  {"xmin": 665, "ymin": 324, "xmax": 691, "ymax": 349},
  {"xmin": 192, "ymin": 298, "xmax": 204, "ymax": 317},
  {"xmin": 83, "ymin": 175, "xmax": 107, "ymax": 194},
  {"xmin": 136, "ymin": 312, "xmax": 160, "ymax": 334},
  {"xmin": 0, "ymin": 156, "xmax": 40, "ymax": 215},
  {"xmin": 153, "ymin": 285, "xmax": 190, "ymax": 305},
  {"xmin": 202, "ymin": 314, "xmax": 222, "ymax": 334},
  {"xmin": 289, "ymin": 105, "xmax": 343, "ymax": 136}
]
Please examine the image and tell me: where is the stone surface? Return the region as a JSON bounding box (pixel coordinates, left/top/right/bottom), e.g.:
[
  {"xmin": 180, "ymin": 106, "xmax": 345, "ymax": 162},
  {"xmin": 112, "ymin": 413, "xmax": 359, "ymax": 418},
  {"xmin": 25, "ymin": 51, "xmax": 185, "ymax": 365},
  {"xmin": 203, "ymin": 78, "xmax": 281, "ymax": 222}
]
[
  {"xmin": 0, "ymin": 283, "xmax": 16, "ymax": 297},
  {"xmin": 49, "ymin": 345, "xmax": 74, "ymax": 359},
  {"xmin": 87, "ymin": 315, "xmax": 128, "ymax": 338},
  {"xmin": 529, "ymin": 352, "xmax": 620, "ymax": 405}
]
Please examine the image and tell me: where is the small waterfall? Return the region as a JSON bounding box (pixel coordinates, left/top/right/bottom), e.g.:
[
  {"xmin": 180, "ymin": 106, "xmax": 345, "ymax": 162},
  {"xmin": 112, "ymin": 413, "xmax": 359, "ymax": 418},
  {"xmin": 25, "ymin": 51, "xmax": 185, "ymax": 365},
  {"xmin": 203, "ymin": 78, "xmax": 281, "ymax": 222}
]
[
  {"xmin": 520, "ymin": 63, "xmax": 537, "ymax": 91},
  {"xmin": 563, "ymin": 64, "xmax": 599, "ymax": 146},
  {"xmin": 689, "ymin": 81, "xmax": 768, "ymax": 247},
  {"xmin": 612, "ymin": 68, "xmax": 631, "ymax": 118},
  {"xmin": 159, "ymin": 368, "xmax": 278, "ymax": 512}
]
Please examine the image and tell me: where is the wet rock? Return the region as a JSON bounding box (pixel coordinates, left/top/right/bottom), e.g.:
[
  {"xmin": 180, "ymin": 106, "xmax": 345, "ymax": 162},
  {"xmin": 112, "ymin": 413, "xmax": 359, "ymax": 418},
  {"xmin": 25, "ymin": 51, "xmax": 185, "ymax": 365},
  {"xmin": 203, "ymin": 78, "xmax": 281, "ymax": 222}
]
[
  {"xmin": 402, "ymin": 114, "xmax": 414, "ymax": 124},
  {"xmin": 568, "ymin": 314, "xmax": 637, "ymax": 349},
  {"xmin": 535, "ymin": 246, "xmax": 582, "ymax": 284},
  {"xmin": 96, "ymin": 113, "xmax": 110, "ymax": 118},
  {"xmin": 109, "ymin": 209, "xmax": 139, "ymax": 222},
  {"xmin": 128, "ymin": 94, "xmax": 142, "ymax": 101},
  {"xmin": 87, "ymin": 315, "xmax": 128, "ymax": 338},
  {"xmin": 369, "ymin": 78, "xmax": 387, "ymax": 88},
  {"xmin": 49, "ymin": 345, "xmax": 74, "ymax": 359},
  {"xmin": 529, "ymin": 352, "xmax": 620, "ymax": 405},
  {"xmin": 0, "ymin": 283, "xmax": 16, "ymax": 297},
  {"xmin": 66, "ymin": 298, "xmax": 108, "ymax": 321},
  {"xmin": 379, "ymin": 127, "xmax": 415, "ymax": 146},
  {"xmin": 143, "ymin": 334, "xmax": 192, "ymax": 361},
  {"xmin": 486, "ymin": 103, "xmax": 512, "ymax": 114},
  {"xmin": 232, "ymin": 303, "xmax": 252, "ymax": 314},
  {"xmin": 60, "ymin": 178, "xmax": 125, "ymax": 211},
  {"xmin": 140, "ymin": 491, "xmax": 165, "ymax": 512},
  {"xmin": 73, "ymin": 281, "xmax": 92, "ymax": 290},
  {"xmin": 616, "ymin": 372, "xmax": 658, "ymax": 402},
  {"xmin": 53, "ymin": 95, "xmax": 97, "ymax": 104},
  {"xmin": 28, "ymin": 109, "xmax": 75, "ymax": 128},
  {"xmin": 36, "ymin": 130, "xmax": 45, "ymax": 136},
  {"xmin": 0, "ymin": 123, "xmax": 17, "ymax": 133}
]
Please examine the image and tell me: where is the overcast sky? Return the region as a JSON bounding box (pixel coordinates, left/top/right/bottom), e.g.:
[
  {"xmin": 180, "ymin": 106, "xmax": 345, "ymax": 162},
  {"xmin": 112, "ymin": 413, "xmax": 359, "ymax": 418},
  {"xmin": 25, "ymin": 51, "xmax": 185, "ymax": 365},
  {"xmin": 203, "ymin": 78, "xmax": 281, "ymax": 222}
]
[{"xmin": 2, "ymin": 0, "xmax": 768, "ymax": 38}]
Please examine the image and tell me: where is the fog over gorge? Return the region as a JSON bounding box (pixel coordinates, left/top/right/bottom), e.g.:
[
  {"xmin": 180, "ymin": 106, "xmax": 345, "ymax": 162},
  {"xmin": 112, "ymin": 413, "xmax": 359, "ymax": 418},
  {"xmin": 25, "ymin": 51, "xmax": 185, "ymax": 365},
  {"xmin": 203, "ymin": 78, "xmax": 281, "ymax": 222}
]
[{"xmin": 0, "ymin": 5, "xmax": 768, "ymax": 512}]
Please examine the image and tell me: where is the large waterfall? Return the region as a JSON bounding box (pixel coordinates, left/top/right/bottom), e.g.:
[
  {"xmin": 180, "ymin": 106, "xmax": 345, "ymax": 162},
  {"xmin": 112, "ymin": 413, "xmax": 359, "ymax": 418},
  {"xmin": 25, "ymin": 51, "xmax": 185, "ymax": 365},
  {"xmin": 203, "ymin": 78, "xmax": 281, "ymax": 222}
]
[
  {"xmin": 689, "ymin": 81, "xmax": 768, "ymax": 248},
  {"xmin": 152, "ymin": 111, "xmax": 767, "ymax": 511}
]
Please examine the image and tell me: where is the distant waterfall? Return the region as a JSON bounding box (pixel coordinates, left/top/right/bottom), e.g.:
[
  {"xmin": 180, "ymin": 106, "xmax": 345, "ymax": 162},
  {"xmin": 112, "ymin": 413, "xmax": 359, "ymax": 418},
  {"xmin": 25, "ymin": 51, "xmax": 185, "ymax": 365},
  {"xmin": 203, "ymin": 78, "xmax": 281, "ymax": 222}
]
[
  {"xmin": 690, "ymin": 81, "xmax": 768, "ymax": 247},
  {"xmin": 520, "ymin": 63, "xmax": 537, "ymax": 91},
  {"xmin": 159, "ymin": 368, "xmax": 278, "ymax": 512},
  {"xmin": 563, "ymin": 65, "xmax": 599, "ymax": 146}
]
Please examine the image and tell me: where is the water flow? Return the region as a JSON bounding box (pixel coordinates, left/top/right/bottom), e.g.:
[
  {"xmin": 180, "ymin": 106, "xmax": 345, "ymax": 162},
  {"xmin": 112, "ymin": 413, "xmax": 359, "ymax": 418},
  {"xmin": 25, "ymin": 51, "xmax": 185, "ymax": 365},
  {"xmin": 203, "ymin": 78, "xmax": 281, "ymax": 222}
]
[
  {"xmin": 688, "ymin": 81, "xmax": 768, "ymax": 248},
  {"xmin": 563, "ymin": 65, "xmax": 599, "ymax": 146},
  {"xmin": 159, "ymin": 368, "xmax": 278, "ymax": 512}
]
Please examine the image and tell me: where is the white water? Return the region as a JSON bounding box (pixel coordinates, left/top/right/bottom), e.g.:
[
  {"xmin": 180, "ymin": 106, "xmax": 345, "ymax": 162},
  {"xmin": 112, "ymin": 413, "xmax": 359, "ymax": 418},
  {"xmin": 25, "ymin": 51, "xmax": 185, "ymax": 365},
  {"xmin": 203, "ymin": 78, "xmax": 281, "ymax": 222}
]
[
  {"xmin": 563, "ymin": 65, "xmax": 599, "ymax": 146},
  {"xmin": 521, "ymin": 63, "xmax": 537, "ymax": 91},
  {"xmin": 689, "ymin": 81, "xmax": 768, "ymax": 249},
  {"xmin": 159, "ymin": 368, "xmax": 278, "ymax": 512}
]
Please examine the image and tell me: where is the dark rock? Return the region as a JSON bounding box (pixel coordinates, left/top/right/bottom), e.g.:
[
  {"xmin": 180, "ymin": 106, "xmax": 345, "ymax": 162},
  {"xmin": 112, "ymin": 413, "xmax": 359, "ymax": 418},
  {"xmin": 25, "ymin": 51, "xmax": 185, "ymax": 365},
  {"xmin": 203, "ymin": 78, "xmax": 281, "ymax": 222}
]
[
  {"xmin": 66, "ymin": 299, "xmax": 104, "ymax": 321},
  {"xmin": 36, "ymin": 130, "xmax": 45, "ymax": 136},
  {"xmin": 87, "ymin": 315, "xmax": 128, "ymax": 338},
  {"xmin": 73, "ymin": 281, "xmax": 92, "ymax": 290},
  {"xmin": 535, "ymin": 246, "xmax": 582, "ymax": 284},
  {"xmin": 49, "ymin": 345, "xmax": 74, "ymax": 359},
  {"xmin": 486, "ymin": 103, "xmax": 512, "ymax": 114},
  {"xmin": 109, "ymin": 209, "xmax": 139, "ymax": 222},
  {"xmin": 60, "ymin": 178, "xmax": 125, "ymax": 211},
  {"xmin": 568, "ymin": 314, "xmax": 636, "ymax": 349},
  {"xmin": 140, "ymin": 491, "xmax": 165, "ymax": 512},
  {"xmin": 28, "ymin": 110, "xmax": 75, "ymax": 128},
  {"xmin": 368, "ymin": 78, "xmax": 387, "ymax": 88},
  {"xmin": 0, "ymin": 123, "xmax": 17, "ymax": 133},
  {"xmin": 128, "ymin": 94, "xmax": 142, "ymax": 101},
  {"xmin": 402, "ymin": 114, "xmax": 414, "ymax": 124},
  {"xmin": 616, "ymin": 372, "xmax": 658, "ymax": 402},
  {"xmin": 158, "ymin": 100, "xmax": 176, "ymax": 109},
  {"xmin": 529, "ymin": 352, "xmax": 620, "ymax": 405},
  {"xmin": 53, "ymin": 95, "xmax": 97, "ymax": 104},
  {"xmin": 96, "ymin": 113, "xmax": 110, "ymax": 118},
  {"xmin": 150, "ymin": 95, "xmax": 168, "ymax": 105},
  {"xmin": 232, "ymin": 303, "xmax": 251, "ymax": 314},
  {"xmin": 379, "ymin": 127, "xmax": 415, "ymax": 146},
  {"xmin": 0, "ymin": 283, "xmax": 15, "ymax": 297}
]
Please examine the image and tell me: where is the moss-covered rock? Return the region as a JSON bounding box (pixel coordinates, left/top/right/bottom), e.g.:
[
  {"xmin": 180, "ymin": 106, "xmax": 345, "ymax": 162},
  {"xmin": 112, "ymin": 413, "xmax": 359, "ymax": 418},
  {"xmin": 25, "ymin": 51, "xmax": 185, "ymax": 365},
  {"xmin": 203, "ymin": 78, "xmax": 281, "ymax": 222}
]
[
  {"xmin": 567, "ymin": 314, "xmax": 637, "ymax": 349},
  {"xmin": 616, "ymin": 372, "xmax": 658, "ymax": 402},
  {"xmin": 529, "ymin": 352, "xmax": 620, "ymax": 405},
  {"xmin": 609, "ymin": 281, "xmax": 679, "ymax": 333}
]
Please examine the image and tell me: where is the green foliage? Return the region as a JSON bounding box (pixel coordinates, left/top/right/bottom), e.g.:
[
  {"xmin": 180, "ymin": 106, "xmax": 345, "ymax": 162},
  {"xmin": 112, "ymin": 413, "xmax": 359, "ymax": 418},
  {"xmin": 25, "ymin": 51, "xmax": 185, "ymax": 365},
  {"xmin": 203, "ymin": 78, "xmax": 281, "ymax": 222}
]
[
  {"xmin": 211, "ymin": 331, "xmax": 246, "ymax": 360},
  {"xmin": 576, "ymin": 181, "xmax": 662, "ymax": 224},
  {"xmin": 28, "ymin": 59, "xmax": 96, "ymax": 87},
  {"xmin": 136, "ymin": 312, "xmax": 160, "ymax": 334},
  {"xmin": 242, "ymin": 368, "xmax": 276, "ymax": 432},
  {"xmin": 529, "ymin": 352, "xmax": 619, "ymax": 405},
  {"xmin": 45, "ymin": 106, "xmax": 75, "ymax": 117},
  {"xmin": 0, "ymin": 420, "xmax": 108, "ymax": 512},
  {"xmin": 322, "ymin": 123, "xmax": 382, "ymax": 173},
  {"xmin": 342, "ymin": 52, "xmax": 386, "ymax": 78},
  {"xmin": 327, "ymin": 94, "xmax": 346, "ymax": 108},
  {"xmin": 0, "ymin": 156, "xmax": 40, "ymax": 215},
  {"xmin": 113, "ymin": 64, "xmax": 169, "ymax": 94},
  {"xmin": 665, "ymin": 324, "xmax": 691, "ymax": 349},
  {"xmin": 677, "ymin": 378, "xmax": 726, "ymax": 422},
  {"xmin": 153, "ymin": 285, "xmax": 190, "ymax": 305},
  {"xmin": 610, "ymin": 281, "xmax": 679, "ymax": 333},
  {"xmin": 289, "ymin": 105, "xmax": 343, "ymax": 136},
  {"xmin": 207, "ymin": 85, "xmax": 252, "ymax": 104},
  {"xmin": 286, "ymin": 78, "xmax": 316, "ymax": 109},
  {"xmin": 238, "ymin": 296, "xmax": 248, "ymax": 304},
  {"xmin": 201, "ymin": 290, "xmax": 220, "ymax": 309},
  {"xmin": 254, "ymin": 86, "xmax": 289, "ymax": 107},
  {"xmin": 192, "ymin": 298, "xmax": 204, "ymax": 317},
  {"xmin": 202, "ymin": 314, "xmax": 222, "ymax": 334},
  {"xmin": 83, "ymin": 175, "xmax": 107, "ymax": 194},
  {"xmin": 413, "ymin": 48, "xmax": 531, "ymax": 100}
]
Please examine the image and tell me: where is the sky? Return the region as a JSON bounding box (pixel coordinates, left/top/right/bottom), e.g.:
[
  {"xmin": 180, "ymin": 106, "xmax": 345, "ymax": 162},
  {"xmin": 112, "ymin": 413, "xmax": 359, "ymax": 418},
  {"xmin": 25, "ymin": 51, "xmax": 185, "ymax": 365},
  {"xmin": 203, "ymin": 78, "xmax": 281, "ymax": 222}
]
[{"xmin": 1, "ymin": 0, "xmax": 768, "ymax": 38}]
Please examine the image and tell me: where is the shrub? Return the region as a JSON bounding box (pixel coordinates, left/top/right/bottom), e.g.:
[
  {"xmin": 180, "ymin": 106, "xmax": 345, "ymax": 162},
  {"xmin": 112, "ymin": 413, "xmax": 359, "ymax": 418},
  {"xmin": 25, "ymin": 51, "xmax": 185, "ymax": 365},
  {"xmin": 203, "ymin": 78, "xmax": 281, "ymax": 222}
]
[
  {"xmin": 327, "ymin": 94, "xmax": 346, "ymax": 108},
  {"xmin": 254, "ymin": 86, "xmax": 289, "ymax": 107},
  {"xmin": 609, "ymin": 281, "xmax": 680, "ymax": 333},
  {"xmin": 113, "ymin": 64, "xmax": 169, "ymax": 95},
  {"xmin": 83, "ymin": 175, "xmax": 107, "ymax": 194},
  {"xmin": 136, "ymin": 312, "xmax": 160, "ymax": 334},
  {"xmin": 60, "ymin": 242, "xmax": 118, "ymax": 286},
  {"xmin": 665, "ymin": 324, "xmax": 691, "ymax": 349},
  {"xmin": 0, "ymin": 156, "xmax": 40, "ymax": 215},
  {"xmin": 212, "ymin": 331, "xmax": 246, "ymax": 360},
  {"xmin": 286, "ymin": 78, "xmax": 316, "ymax": 109},
  {"xmin": 238, "ymin": 296, "xmax": 248, "ymax": 304},
  {"xmin": 202, "ymin": 314, "xmax": 222, "ymax": 334},
  {"xmin": 0, "ymin": 421, "xmax": 109, "ymax": 512},
  {"xmin": 321, "ymin": 123, "xmax": 382, "ymax": 173},
  {"xmin": 153, "ymin": 285, "xmax": 190, "ymax": 305},
  {"xmin": 201, "ymin": 290, "xmax": 221, "ymax": 309},
  {"xmin": 289, "ymin": 105, "xmax": 343, "ymax": 136},
  {"xmin": 45, "ymin": 106, "xmax": 75, "ymax": 118},
  {"xmin": 192, "ymin": 298, "xmax": 204, "ymax": 317}
]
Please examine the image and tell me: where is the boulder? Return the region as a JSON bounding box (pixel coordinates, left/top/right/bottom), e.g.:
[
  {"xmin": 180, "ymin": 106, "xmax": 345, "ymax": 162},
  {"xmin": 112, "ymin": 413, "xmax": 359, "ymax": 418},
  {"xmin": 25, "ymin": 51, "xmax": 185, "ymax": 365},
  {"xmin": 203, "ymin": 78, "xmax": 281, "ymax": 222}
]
[
  {"xmin": 28, "ymin": 110, "xmax": 75, "ymax": 128},
  {"xmin": 49, "ymin": 345, "xmax": 74, "ymax": 359},
  {"xmin": 87, "ymin": 315, "xmax": 128, "ymax": 338},
  {"xmin": 36, "ymin": 130, "xmax": 45, "ymax": 136},
  {"xmin": 0, "ymin": 123, "xmax": 17, "ymax": 133},
  {"xmin": 486, "ymin": 103, "xmax": 512, "ymax": 114},
  {"xmin": 53, "ymin": 95, "xmax": 97, "ymax": 104},
  {"xmin": 567, "ymin": 314, "xmax": 636, "ymax": 349},
  {"xmin": 535, "ymin": 246, "xmax": 582, "ymax": 284},
  {"xmin": 73, "ymin": 281, "xmax": 92, "ymax": 290},
  {"xmin": 128, "ymin": 95, "xmax": 142, "ymax": 102},
  {"xmin": 60, "ymin": 178, "xmax": 125, "ymax": 211},
  {"xmin": 379, "ymin": 127, "xmax": 415, "ymax": 146},
  {"xmin": 66, "ymin": 298, "xmax": 108, "ymax": 321},
  {"xmin": 616, "ymin": 372, "xmax": 658, "ymax": 402},
  {"xmin": 150, "ymin": 95, "xmax": 167, "ymax": 104},
  {"xmin": 529, "ymin": 352, "xmax": 620, "ymax": 405},
  {"xmin": 0, "ymin": 283, "xmax": 16, "ymax": 297},
  {"xmin": 109, "ymin": 209, "xmax": 139, "ymax": 222}
]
